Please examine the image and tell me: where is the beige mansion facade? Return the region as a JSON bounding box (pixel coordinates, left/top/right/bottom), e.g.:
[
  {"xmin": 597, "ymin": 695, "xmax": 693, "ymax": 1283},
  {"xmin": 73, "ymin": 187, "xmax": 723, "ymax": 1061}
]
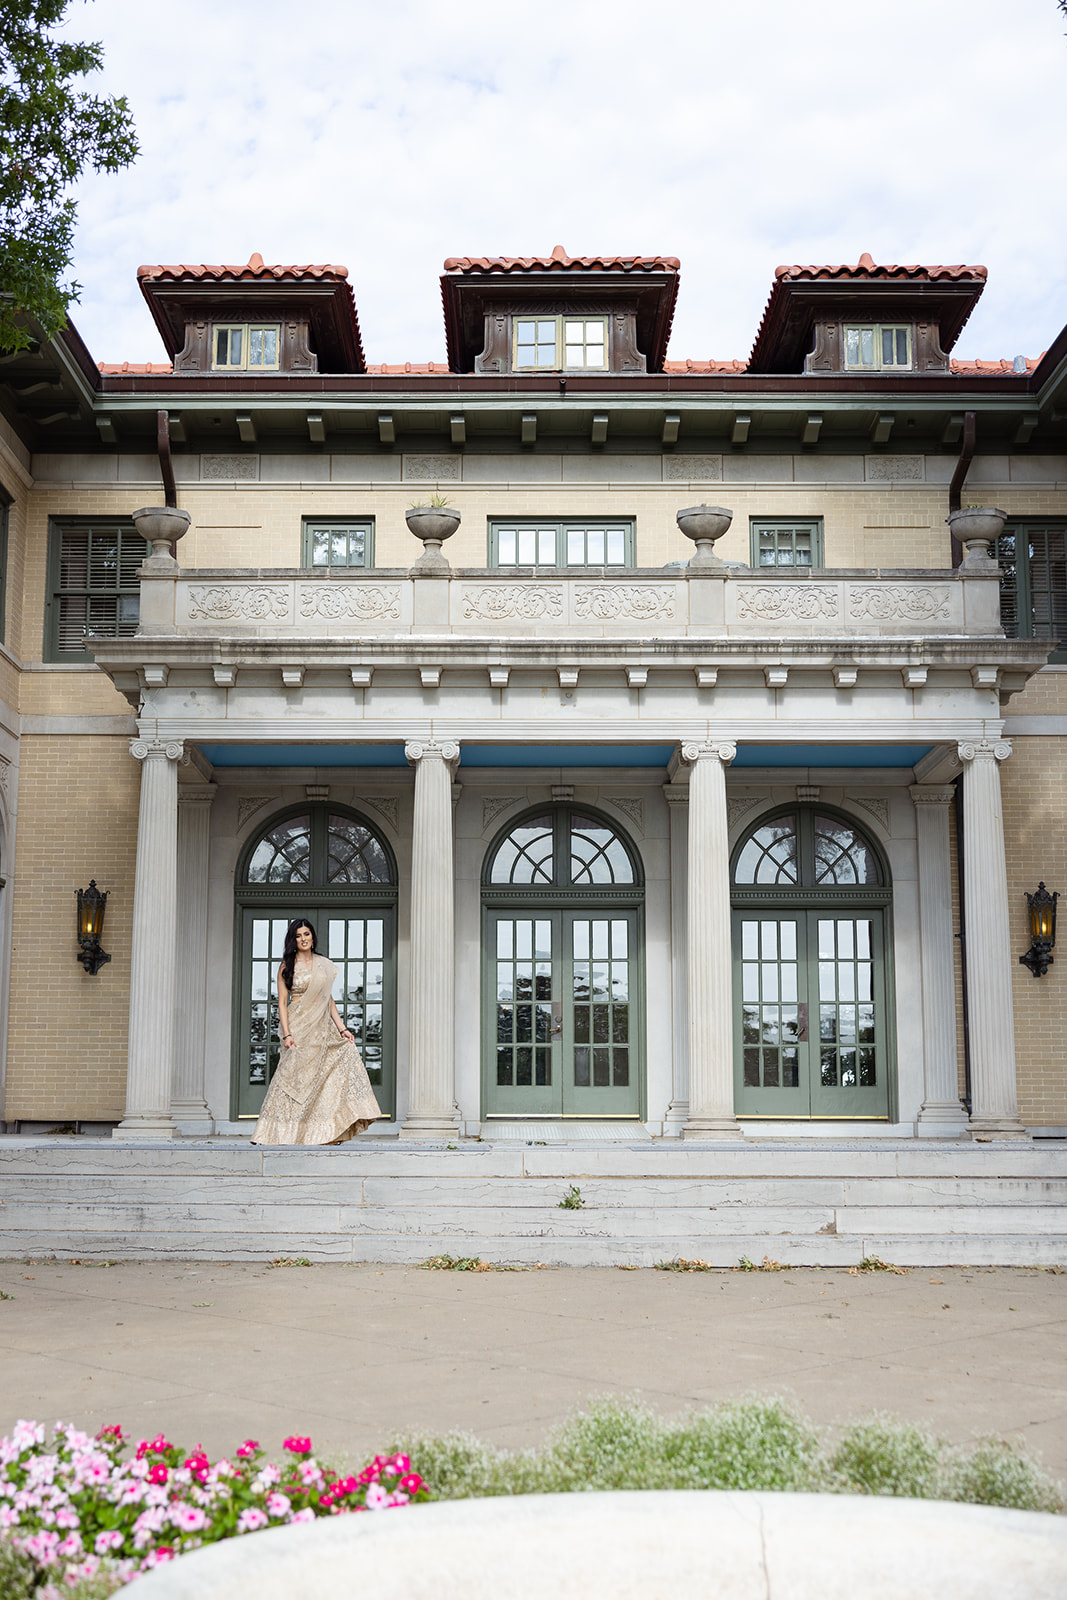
[{"xmin": 0, "ymin": 248, "xmax": 1065, "ymax": 1145}]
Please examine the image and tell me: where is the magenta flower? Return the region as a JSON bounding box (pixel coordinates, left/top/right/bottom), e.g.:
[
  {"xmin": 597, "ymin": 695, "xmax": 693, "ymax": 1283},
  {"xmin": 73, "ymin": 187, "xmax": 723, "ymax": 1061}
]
[
  {"xmin": 236, "ymin": 1440, "xmax": 259, "ymax": 1459},
  {"xmin": 147, "ymin": 1463, "xmax": 168, "ymax": 1486},
  {"xmin": 236, "ymin": 1507, "xmax": 268, "ymax": 1533},
  {"xmin": 95, "ymin": 1530, "xmax": 125, "ymax": 1554},
  {"xmin": 170, "ymin": 1503, "xmax": 208, "ymax": 1533},
  {"xmin": 265, "ymin": 1492, "xmax": 291, "ymax": 1519},
  {"xmin": 283, "ymin": 1436, "xmax": 312, "ymax": 1454}
]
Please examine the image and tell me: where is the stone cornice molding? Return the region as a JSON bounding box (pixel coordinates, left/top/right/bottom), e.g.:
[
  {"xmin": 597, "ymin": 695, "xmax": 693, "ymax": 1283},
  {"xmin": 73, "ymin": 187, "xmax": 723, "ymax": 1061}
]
[
  {"xmin": 130, "ymin": 738, "xmax": 185, "ymax": 763},
  {"xmin": 680, "ymin": 741, "xmax": 737, "ymax": 767},
  {"xmin": 957, "ymin": 738, "xmax": 1011, "ymax": 765},
  {"xmin": 908, "ymin": 784, "xmax": 957, "ymax": 806},
  {"xmin": 177, "ymin": 783, "xmax": 219, "ymax": 807}
]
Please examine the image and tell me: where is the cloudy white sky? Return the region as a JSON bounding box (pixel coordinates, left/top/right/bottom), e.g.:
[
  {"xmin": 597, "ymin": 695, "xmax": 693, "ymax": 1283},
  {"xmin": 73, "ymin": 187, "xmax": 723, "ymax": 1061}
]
[{"xmin": 60, "ymin": 0, "xmax": 1067, "ymax": 369}]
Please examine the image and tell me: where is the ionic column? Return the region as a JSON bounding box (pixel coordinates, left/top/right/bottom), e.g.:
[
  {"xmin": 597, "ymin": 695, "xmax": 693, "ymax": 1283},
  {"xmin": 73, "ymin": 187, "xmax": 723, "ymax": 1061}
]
[
  {"xmin": 114, "ymin": 738, "xmax": 184, "ymax": 1140},
  {"xmin": 402, "ymin": 739, "xmax": 461, "ymax": 1138},
  {"xmin": 662, "ymin": 781, "xmax": 690, "ymax": 1133},
  {"xmin": 910, "ymin": 785, "xmax": 968, "ymax": 1136},
  {"xmin": 957, "ymin": 739, "xmax": 1028, "ymax": 1138},
  {"xmin": 681, "ymin": 742, "xmax": 741, "ymax": 1138},
  {"xmin": 171, "ymin": 783, "xmax": 217, "ymax": 1134}
]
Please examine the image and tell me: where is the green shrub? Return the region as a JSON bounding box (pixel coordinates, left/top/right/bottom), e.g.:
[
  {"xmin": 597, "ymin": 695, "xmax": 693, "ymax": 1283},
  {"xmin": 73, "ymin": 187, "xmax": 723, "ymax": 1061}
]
[
  {"xmin": 830, "ymin": 1417, "xmax": 942, "ymax": 1499},
  {"xmin": 946, "ymin": 1439, "xmax": 1062, "ymax": 1514},
  {"xmin": 661, "ymin": 1400, "xmax": 823, "ymax": 1492},
  {"xmin": 0, "ymin": 1536, "xmax": 36, "ymax": 1600}
]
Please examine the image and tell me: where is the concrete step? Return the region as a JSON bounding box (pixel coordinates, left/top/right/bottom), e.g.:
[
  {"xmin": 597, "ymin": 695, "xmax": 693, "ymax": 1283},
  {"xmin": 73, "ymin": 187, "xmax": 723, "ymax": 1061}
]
[{"xmin": 0, "ymin": 1138, "xmax": 1064, "ymax": 1266}]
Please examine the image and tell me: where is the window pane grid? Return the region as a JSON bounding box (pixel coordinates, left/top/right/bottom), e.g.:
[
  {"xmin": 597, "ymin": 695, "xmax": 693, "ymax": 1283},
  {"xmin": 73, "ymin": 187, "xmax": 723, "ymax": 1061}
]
[
  {"xmin": 492, "ymin": 520, "xmax": 633, "ymax": 569},
  {"xmin": 495, "ymin": 918, "xmax": 553, "ymax": 1088},
  {"xmin": 740, "ymin": 917, "xmax": 800, "ymax": 1091},
  {"xmin": 572, "ymin": 918, "xmax": 630, "ymax": 1088},
  {"xmin": 844, "ymin": 324, "xmax": 911, "ymax": 370},
  {"xmin": 213, "ymin": 323, "xmax": 280, "ymax": 370},
  {"xmin": 817, "ymin": 918, "xmax": 876, "ymax": 1091},
  {"xmin": 306, "ymin": 521, "xmax": 371, "ymax": 569},
  {"xmin": 753, "ymin": 521, "xmax": 819, "ymax": 569},
  {"xmin": 328, "ymin": 917, "xmax": 386, "ymax": 1085},
  {"xmin": 514, "ymin": 316, "xmax": 608, "ymax": 371}
]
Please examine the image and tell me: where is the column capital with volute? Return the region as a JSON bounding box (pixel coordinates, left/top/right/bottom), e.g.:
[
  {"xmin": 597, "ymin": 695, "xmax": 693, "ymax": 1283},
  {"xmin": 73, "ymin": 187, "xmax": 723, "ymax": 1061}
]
[
  {"xmin": 680, "ymin": 740, "xmax": 737, "ymax": 767},
  {"xmin": 957, "ymin": 738, "xmax": 1011, "ymax": 766},
  {"xmin": 405, "ymin": 738, "xmax": 460, "ymax": 773},
  {"xmin": 130, "ymin": 737, "xmax": 185, "ymax": 764}
]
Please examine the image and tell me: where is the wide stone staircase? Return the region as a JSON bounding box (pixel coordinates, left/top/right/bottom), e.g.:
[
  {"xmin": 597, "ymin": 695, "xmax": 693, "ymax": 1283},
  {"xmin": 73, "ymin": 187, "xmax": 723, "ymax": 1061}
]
[{"xmin": 1, "ymin": 1138, "xmax": 1065, "ymax": 1266}]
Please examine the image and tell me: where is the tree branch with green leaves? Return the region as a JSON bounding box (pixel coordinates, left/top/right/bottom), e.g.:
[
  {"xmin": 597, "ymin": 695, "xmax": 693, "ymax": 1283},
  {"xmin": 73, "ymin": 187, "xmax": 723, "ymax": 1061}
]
[{"xmin": 0, "ymin": 0, "xmax": 137, "ymax": 352}]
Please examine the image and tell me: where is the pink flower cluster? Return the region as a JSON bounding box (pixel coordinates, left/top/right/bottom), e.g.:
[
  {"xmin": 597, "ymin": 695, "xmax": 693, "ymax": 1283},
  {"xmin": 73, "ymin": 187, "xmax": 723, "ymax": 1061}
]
[{"xmin": 0, "ymin": 1421, "xmax": 428, "ymax": 1595}]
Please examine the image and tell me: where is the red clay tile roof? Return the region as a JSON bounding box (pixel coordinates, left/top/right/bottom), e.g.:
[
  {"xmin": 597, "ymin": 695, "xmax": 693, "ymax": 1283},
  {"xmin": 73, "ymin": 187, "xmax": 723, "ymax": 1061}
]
[
  {"xmin": 950, "ymin": 356, "xmax": 1040, "ymax": 374},
  {"xmin": 773, "ymin": 252, "xmax": 987, "ymax": 283},
  {"xmin": 664, "ymin": 359, "xmax": 748, "ymax": 374},
  {"xmin": 749, "ymin": 254, "xmax": 988, "ymax": 371},
  {"xmin": 137, "ymin": 254, "xmax": 350, "ymax": 283},
  {"xmin": 98, "ymin": 361, "xmax": 174, "ymax": 374},
  {"xmin": 443, "ymin": 244, "xmax": 680, "ymax": 274}
]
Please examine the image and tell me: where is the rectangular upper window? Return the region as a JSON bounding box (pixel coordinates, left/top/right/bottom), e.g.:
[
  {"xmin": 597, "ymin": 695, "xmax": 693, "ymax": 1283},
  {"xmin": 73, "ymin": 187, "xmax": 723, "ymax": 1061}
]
[
  {"xmin": 750, "ymin": 519, "xmax": 823, "ymax": 569},
  {"xmin": 212, "ymin": 324, "xmax": 280, "ymax": 370},
  {"xmin": 844, "ymin": 324, "xmax": 911, "ymax": 370},
  {"xmin": 302, "ymin": 518, "xmax": 374, "ymax": 569},
  {"xmin": 46, "ymin": 520, "xmax": 142, "ymax": 662},
  {"xmin": 997, "ymin": 522, "xmax": 1067, "ymax": 661},
  {"xmin": 490, "ymin": 519, "xmax": 634, "ymax": 568},
  {"xmin": 513, "ymin": 316, "xmax": 608, "ymax": 372}
]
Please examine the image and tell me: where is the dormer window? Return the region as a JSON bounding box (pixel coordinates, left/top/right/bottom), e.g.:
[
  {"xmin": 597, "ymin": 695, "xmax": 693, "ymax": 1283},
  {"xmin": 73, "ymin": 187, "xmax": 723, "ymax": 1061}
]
[
  {"xmin": 212, "ymin": 323, "xmax": 281, "ymax": 371},
  {"xmin": 514, "ymin": 316, "xmax": 608, "ymax": 372},
  {"xmin": 844, "ymin": 324, "xmax": 911, "ymax": 371}
]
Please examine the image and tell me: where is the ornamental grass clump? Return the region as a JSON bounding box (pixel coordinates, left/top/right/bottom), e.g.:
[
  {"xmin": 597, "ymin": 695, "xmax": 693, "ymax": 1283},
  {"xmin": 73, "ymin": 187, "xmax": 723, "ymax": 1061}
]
[{"xmin": 0, "ymin": 1421, "xmax": 428, "ymax": 1597}]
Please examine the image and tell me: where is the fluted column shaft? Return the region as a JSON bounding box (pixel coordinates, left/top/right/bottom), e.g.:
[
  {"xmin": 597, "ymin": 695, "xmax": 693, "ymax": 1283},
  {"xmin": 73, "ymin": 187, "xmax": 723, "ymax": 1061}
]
[
  {"xmin": 172, "ymin": 784, "xmax": 217, "ymax": 1132},
  {"xmin": 682, "ymin": 742, "xmax": 741, "ymax": 1138},
  {"xmin": 402, "ymin": 740, "xmax": 461, "ymax": 1137},
  {"xmin": 114, "ymin": 739, "xmax": 183, "ymax": 1140},
  {"xmin": 958, "ymin": 739, "xmax": 1027, "ymax": 1137},
  {"xmin": 910, "ymin": 785, "xmax": 967, "ymax": 1135},
  {"xmin": 663, "ymin": 782, "xmax": 691, "ymax": 1133}
]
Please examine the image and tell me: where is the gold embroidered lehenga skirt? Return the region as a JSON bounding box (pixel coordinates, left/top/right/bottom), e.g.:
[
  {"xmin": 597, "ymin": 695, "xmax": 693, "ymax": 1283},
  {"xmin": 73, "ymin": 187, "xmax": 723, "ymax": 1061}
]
[{"xmin": 251, "ymin": 954, "xmax": 382, "ymax": 1146}]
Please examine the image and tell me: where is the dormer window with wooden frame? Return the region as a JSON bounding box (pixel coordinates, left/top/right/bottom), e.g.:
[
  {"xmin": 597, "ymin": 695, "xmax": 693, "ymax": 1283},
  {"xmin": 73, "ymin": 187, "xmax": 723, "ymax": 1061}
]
[
  {"xmin": 212, "ymin": 324, "xmax": 281, "ymax": 371},
  {"xmin": 844, "ymin": 324, "xmax": 912, "ymax": 372},
  {"xmin": 514, "ymin": 316, "xmax": 608, "ymax": 372}
]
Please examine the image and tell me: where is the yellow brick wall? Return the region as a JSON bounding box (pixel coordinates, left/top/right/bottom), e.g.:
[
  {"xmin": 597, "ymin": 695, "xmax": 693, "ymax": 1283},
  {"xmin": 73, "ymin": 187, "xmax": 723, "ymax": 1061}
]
[
  {"xmin": 4, "ymin": 736, "xmax": 138, "ymax": 1122},
  {"xmin": 1002, "ymin": 736, "xmax": 1067, "ymax": 1125}
]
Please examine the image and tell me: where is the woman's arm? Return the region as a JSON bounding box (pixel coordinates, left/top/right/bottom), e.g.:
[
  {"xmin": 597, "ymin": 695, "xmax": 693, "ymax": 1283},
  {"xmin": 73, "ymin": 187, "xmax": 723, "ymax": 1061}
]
[
  {"xmin": 277, "ymin": 965, "xmax": 296, "ymax": 1050},
  {"xmin": 328, "ymin": 994, "xmax": 354, "ymax": 1042}
]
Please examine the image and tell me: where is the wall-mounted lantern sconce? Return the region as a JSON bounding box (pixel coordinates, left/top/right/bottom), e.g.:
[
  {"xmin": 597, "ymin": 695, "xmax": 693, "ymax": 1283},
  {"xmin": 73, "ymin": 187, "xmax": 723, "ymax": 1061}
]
[
  {"xmin": 76, "ymin": 881, "xmax": 110, "ymax": 975},
  {"xmin": 1020, "ymin": 882, "xmax": 1058, "ymax": 978}
]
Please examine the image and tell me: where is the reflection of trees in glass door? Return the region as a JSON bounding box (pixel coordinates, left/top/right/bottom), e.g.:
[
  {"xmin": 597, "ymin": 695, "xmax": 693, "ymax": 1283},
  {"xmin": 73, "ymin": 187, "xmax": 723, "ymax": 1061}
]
[
  {"xmin": 234, "ymin": 807, "xmax": 397, "ymax": 1122},
  {"xmin": 483, "ymin": 807, "xmax": 644, "ymax": 1120},
  {"xmin": 731, "ymin": 809, "xmax": 892, "ymax": 1120}
]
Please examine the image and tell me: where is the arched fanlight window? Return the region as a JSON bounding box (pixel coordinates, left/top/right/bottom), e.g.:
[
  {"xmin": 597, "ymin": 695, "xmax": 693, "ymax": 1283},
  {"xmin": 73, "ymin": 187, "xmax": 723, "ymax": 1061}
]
[
  {"xmin": 733, "ymin": 811, "xmax": 883, "ymax": 888},
  {"xmin": 243, "ymin": 810, "xmax": 394, "ymax": 886},
  {"xmin": 486, "ymin": 807, "xmax": 639, "ymax": 888}
]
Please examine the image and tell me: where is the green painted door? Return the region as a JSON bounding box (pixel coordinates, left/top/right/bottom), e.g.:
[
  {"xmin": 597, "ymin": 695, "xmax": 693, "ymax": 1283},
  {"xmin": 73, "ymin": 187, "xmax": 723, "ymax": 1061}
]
[
  {"xmin": 236, "ymin": 904, "xmax": 396, "ymax": 1121},
  {"xmin": 733, "ymin": 908, "xmax": 888, "ymax": 1119},
  {"xmin": 485, "ymin": 908, "xmax": 641, "ymax": 1118}
]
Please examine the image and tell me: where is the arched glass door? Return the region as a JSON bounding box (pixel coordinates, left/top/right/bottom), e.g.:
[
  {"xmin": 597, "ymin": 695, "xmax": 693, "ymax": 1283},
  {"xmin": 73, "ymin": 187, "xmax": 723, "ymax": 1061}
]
[
  {"xmin": 731, "ymin": 808, "xmax": 893, "ymax": 1120},
  {"xmin": 233, "ymin": 806, "xmax": 398, "ymax": 1122},
  {"xmin": 482, "ymin": 806, "xmax": 644, "ymax": 1120}
]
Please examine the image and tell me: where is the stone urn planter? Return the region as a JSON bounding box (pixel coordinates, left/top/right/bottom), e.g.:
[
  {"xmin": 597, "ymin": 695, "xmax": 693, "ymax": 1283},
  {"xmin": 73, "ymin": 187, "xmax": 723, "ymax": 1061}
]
[
  {"xmin": 132, "ymin": 506, "xmax": 191, "ymax": 562},
  {"xmin": 946, "ymin": 507, "xmax": 1007, "ymax": 567},
  {"xmin": 406, "ymin": 504, "xmax": 461, "ymax": 569},
  {"xmin": 676, "ymin": 504, "xmax": 733, "ymax": 566}
]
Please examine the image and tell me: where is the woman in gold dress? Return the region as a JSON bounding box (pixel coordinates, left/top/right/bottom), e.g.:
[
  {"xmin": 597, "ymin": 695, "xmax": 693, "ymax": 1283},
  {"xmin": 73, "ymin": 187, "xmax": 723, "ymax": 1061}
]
[{"xmin": 251, "ymin": 918, "xmax": 382, "ymax": 1146}]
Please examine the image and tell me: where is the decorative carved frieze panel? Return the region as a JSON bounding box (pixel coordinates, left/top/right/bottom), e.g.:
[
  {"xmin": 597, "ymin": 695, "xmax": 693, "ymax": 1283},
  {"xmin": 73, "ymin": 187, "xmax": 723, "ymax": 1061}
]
[
  {"xmin": 865, "ymin": 455, "xmax": 923, "ymax": 481},
  {"xmin": 727, "ymin": 792, "xmax": 771, "ymax": 830},
  {"xmin": 848, "ymin": 586, "xmax": 951, "ymax": 622},
  {"xmin": 403, "ymin": 454, "xmax": 461, "ymax": 481},
  {"xmin": 482, "ymin": 794, "xmax": 525, "ymax": 832},
  {"xmin": 663, "ymin": 454, "xmax": 724, "ymax": 481},
  {"xmin": 237, "ymin": 795, "xmax": 277, "ymax": 830},
  {"xmin": 605, "ymin": 795, "xmax": 644, "ymax": 832},
  {"xmin": 735, "ymin": 586, "xmax": 839, "ymax": 621},
  {"xmin": 186, "ymin": 586, "xmax": 290, "ymax": 621},
  {"xmin": 574, "ymin": 585, "xmax": 676, "ymax": 620},
  {"xmin": 360, "ymin": 795, "xmax": 400, "ymax": 832},
  {"xmin": 298, "ymin": 585, "xmax": 401, "ymax": 621},
  {"xmin": 849, "ymin": 796, "xmax": 890, "ymax": 833},
  {"xmin": 462, "ymin": 586, "xmax": 564, "ymax": 621},
  {"xmin": 201, "ymin": 454, "xmax": 258, "ymax": 480}
]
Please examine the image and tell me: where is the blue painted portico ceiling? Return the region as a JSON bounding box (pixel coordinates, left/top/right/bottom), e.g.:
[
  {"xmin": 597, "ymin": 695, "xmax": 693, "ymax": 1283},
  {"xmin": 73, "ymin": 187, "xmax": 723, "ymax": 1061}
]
[{"xmin": 200, "ymin": 742, "xmax": 933, "ymax": 769}]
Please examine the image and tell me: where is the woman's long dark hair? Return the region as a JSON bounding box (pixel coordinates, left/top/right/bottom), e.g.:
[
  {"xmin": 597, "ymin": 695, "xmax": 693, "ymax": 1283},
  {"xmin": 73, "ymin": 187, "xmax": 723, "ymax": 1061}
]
[{"xmin": 280, "ymin": 918, "xmax": 317, "ymax": 993}]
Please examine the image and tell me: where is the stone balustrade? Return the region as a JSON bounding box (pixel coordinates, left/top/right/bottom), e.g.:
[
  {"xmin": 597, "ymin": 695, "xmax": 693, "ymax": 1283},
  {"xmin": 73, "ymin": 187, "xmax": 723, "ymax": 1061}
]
[{"xmin": 137, "ymin": 565, "xmax": 1003, "ymax": 641}]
